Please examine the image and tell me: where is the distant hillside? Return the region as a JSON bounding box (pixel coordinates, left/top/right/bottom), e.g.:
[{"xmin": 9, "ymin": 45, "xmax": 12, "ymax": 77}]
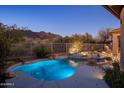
[
  {"xmin": 0, "ymin": 22, "xmax": 62, "ymax": 44},
  {"xmin": 21, "ymin": 30, "xmax": 62, "ymax": 44},
  {"xmin": 22, "ymin": 30, "xmax": 61, "ymax": 39}
]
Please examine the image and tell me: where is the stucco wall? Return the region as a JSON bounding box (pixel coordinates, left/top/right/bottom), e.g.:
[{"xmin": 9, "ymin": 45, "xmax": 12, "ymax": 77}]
[{"xmin": 112, "ymin": 33, "xmax": 120, "ymax": 56}]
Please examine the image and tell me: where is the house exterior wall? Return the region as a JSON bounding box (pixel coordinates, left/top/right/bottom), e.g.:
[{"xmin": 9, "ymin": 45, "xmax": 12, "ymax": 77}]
[{"xmin": 112, "ymin": 33, "xmax": 120, "ymax": 56}]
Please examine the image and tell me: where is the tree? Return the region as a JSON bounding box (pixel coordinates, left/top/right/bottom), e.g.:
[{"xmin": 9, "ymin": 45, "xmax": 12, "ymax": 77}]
[
  {"xmin": 0, "ymin": 23, "xmax": 25, "ymax": 87},
  {"xmin": 53, "ymin": 37, "xmax": 64, "ymax": 43},
  {"xmin": 97, "ymin": 28, "xmax": 112, "ymax": 44},
  {"xmin": 82, "ymin": 32, "xmax": 95, "ymax": 43},
  {"xmin": 53, "ymin": 36, "xmax": 71, "ymax": 43},
  {"xmin": 63, "ymin": 36, "xmax": 71, "ymax": 43},
  {"xmin": 70, "ymin": 34, "xmax": 83, "ymax": 43}
]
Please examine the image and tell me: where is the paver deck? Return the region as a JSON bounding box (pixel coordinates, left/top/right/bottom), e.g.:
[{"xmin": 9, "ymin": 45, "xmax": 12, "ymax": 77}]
[{"xmin": 6, "ymin": 64, "xmax": 108, "ymax": 88}]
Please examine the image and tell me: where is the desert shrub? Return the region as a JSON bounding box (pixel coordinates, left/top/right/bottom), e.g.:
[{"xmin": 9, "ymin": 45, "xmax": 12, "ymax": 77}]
[
  {"xmin": 33, "ymin": 45, "xmax": 50, "ymax": 58},
  {"xmin": 9, "ymin": 43, "xmax": 32, "ymax": 57},
  {"xmin": 104, "ymin": 63, "xmax": 124, "ymax": 88},
  {"xmin": 0, "ymin": 40, "xmax": 10, "ymax": 87}
]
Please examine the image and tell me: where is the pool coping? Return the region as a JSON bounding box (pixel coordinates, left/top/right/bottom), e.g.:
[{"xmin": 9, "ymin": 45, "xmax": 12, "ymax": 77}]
[
  {"xmin": 7, "ymin": 56, "xmax": 68, "ymax": 73},
  {"xmin": 6, "ymin": 63, "xmax": 109, "ymax": 88}
]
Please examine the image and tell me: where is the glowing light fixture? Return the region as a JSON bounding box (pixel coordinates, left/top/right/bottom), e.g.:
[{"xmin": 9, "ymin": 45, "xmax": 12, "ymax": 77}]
[{"xmin": 69, "ymin": 41, "xmax": 82, "ymax": 54}]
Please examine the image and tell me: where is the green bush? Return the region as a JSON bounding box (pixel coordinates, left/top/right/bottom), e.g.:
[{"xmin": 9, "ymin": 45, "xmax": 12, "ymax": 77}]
[
  {"xmin": 33, "ymin": 45, "xmax": 50, "ymax": 58},
  {"xmin": 104, "ymin": 63, "xmax": 124, "ymax": 88}
]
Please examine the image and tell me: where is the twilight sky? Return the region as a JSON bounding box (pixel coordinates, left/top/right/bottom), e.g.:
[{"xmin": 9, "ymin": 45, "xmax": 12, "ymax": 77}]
[{"xmin": 0, "ymin": 5, "xmax": 120, "ymax": 36}]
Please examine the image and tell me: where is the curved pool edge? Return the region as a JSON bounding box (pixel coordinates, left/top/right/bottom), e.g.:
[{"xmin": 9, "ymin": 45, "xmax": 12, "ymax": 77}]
[
  {"xmin": 7, "ymin": 57, "xmax": 68, "ymax": 73},
  {"xmin": 7, "ymin": 58, "xmax": 51, "ymax": 72},
  {"xmin": 11, "ymin": 58, "xmax": 77, "ymax": 81}
]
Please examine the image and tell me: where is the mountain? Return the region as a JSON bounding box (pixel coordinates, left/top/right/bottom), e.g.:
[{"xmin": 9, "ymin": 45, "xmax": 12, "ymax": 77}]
[
  {"xmin": 0, "ymin": 22, "xmax": 61, "ymax": 44},
  {"xmin": 22, "ymin": 30, "xmax": 62, "ymax": 44}
]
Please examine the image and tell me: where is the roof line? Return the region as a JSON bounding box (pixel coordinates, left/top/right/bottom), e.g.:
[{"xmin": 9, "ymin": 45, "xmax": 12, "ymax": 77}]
[{"xmin": 103, "ymin": 5, "xmax": 120, "ymax": 19}]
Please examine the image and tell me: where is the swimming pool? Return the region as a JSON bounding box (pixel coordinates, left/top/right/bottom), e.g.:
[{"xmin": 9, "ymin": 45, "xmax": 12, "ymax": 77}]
[{"xmin": 13, "ymin": 59, "xmax": 77, "ymax": 80}]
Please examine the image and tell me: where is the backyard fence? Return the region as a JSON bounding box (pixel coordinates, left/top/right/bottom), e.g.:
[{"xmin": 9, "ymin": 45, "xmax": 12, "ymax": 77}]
[
  {"xmin": 8, "ymin": 42, "xmax": 33, "ymax": 59},
  {"xmin": 50, "ymin": 43, "xmax": 72, "ymax": 53},
  {"xmin": 8, "ymin": 42, "xmax": 111, "ymax": 59},
  {"xmin": 50, "ymin": 43, "xmax": 111, "ymax": 53}
]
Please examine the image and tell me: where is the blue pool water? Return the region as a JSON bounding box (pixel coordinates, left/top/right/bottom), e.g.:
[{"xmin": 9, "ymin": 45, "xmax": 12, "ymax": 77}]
[{"xmin": 13, "ymin": 59, "xmax": 77, "ymax": 80}]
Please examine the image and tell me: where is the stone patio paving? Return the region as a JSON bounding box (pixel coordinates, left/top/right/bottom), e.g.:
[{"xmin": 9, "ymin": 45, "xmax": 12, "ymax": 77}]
[{"xmin": 6, "ymin": 64, "xmax": 109, "ymax": 88}]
